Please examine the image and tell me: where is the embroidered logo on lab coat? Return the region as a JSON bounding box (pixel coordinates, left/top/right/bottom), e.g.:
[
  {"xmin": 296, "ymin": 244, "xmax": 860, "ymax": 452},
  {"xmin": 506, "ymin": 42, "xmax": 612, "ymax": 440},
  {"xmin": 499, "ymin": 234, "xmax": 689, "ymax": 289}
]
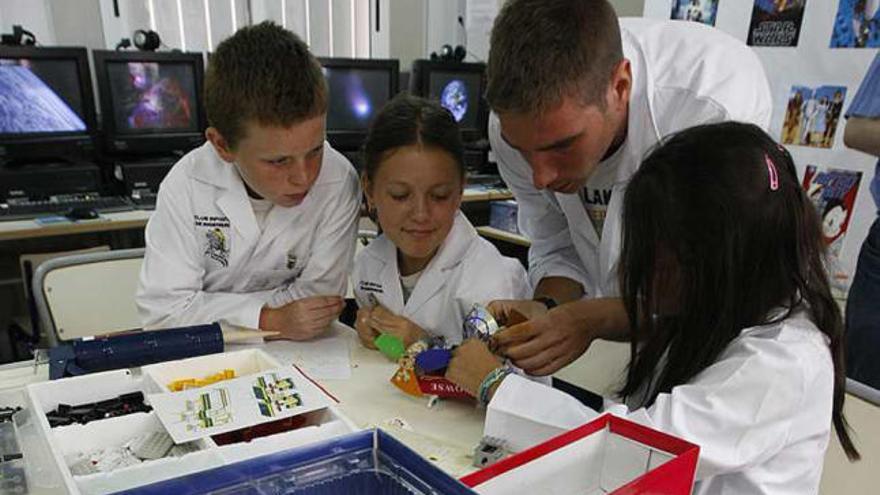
[
  {"xmin": 285, "ymin": 247, "xmax": 307, "ymax": 280},
  {"xmin": 204, "ymin": 228, "xmax": 229, "ymax": 267},
  {"xmin": 195, "ymin": 215, "xmax": 231, "ymax": 268},
  {"xmin": 358, "ymin": 280, "xmax": 383, "ymax": 294}
]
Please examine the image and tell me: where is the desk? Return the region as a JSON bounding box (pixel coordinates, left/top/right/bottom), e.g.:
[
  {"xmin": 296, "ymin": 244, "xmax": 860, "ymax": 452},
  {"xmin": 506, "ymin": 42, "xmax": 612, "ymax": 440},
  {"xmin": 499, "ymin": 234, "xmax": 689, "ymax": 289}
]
[
  {"xmin": 0, "ymin": 211, "xmax": 151, "ymax": 242},
  {"xmin": 475, "ymin": 226, "xmax": 531, "ymax": 247},
  {"xmin": 0, "ymin": 189, "xmax": 512, "ymax": 242},
  {"xmin": 462, "ymin": 186, "xmax": 513, "ymax": 203}
]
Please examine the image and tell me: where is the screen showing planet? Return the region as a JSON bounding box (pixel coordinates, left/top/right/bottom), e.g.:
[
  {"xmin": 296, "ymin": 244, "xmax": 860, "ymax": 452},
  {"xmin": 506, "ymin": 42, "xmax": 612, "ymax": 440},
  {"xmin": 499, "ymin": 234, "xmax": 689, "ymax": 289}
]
[
  {"xmin": 0, "ymin": 58, "xmax": 86, "ymax": 135},
  {"xmin": 324, "ymin": 67, "xmax": 392, "ymax": 131},
  {"xmin": 429, "ymin": 71, "xmax": 482, "ymax": 130}
]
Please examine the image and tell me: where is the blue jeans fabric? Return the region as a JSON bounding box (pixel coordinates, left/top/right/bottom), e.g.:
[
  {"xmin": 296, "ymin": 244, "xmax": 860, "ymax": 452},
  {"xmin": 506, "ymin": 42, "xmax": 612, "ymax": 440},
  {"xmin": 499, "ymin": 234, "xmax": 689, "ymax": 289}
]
[{"xmin": 846, "ymin": 216, "xmax": 880, "ymax": 389}]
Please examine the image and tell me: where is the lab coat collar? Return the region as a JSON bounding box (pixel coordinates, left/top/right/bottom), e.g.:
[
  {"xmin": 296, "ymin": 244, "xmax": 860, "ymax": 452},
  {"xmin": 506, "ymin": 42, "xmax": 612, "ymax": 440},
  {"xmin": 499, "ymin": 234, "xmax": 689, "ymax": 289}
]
[
  {"xmin": 188, "ymin": 142, "xmax": 341, "ymax": 248},
  {"xmin": 365, "ymin": 211, "xmax": 478, "ymax": 314},
  {"xmin": 188, "ymin": 144, "xmax": 262, "ymax": 244}
]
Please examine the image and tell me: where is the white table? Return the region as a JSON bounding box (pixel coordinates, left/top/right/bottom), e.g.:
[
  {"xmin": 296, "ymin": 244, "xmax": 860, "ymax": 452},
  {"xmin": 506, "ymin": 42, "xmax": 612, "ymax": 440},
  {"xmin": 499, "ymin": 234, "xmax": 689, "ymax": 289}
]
[
  {"xmin": 268, "ymin": 323, "xmax": 487, "ymax": 477},
  {"xmin": 0, "ymin": 321, "xmax": 634, "ymax": 493}
]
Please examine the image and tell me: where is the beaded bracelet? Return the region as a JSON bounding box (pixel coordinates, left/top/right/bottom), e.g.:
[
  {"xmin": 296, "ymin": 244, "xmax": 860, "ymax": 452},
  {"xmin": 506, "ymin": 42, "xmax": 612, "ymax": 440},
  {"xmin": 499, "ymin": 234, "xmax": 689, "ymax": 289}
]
[{"xmin": 478, "ymin": 366, "xmax": 513, "ymax": 407}]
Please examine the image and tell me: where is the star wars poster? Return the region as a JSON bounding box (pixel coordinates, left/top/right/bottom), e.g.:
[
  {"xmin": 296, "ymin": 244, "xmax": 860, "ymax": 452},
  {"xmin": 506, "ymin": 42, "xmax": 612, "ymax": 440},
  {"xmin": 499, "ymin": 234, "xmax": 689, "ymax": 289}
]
[
  {"xmin": 802, "ymin": 166, "xmax": 863, "ymax": 293},
  {"xmin": 747, "ymin": 0, "xmax": 807, "ymax": 47},
  {"xmin": 831, "ymin": 0, "xmax": 880, "ymax": 48},
  {"xmin": 670, "ymin": 0, "xmax": 719, "ymax": 27},
  {"xmin": 780, "ymin": 85, "xmax": 848, "ymax": 148}
]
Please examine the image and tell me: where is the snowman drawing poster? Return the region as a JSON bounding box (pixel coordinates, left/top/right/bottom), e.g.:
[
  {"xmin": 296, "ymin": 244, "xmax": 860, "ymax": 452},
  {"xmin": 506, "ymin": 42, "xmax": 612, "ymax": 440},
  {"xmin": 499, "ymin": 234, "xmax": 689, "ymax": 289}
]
[{"xmin": 802, "ymin": 165, "xmax": 863, "ymax": 292}]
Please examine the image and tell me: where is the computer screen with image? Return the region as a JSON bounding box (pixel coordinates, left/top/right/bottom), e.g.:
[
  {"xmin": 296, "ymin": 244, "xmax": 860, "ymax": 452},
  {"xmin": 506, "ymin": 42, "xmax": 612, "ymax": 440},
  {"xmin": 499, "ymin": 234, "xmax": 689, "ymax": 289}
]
[
  {"xmin": 94, "ymin": 50, "xmax": 206, "ymax": 155},
  {"xmin": 105, "ymin": 60, "xmax": 200, "ymax": 134},
  {"xmin": 427, "ymin": 70, "xmax": 483, "ymax": 131},
  {"xmin": 0, "ymin": 54, "xmax": 90, "ymax": 136},
  {"xmin": 325, "ymin": 66, "xmax": 392, "ymax": 131},
  {"xmin": 320, "ymin": 58, "xmax": 399, "ymax": 151},
  {"xmin": 411, "ymin": 60, "xmax": 487, "ymax": 142}
]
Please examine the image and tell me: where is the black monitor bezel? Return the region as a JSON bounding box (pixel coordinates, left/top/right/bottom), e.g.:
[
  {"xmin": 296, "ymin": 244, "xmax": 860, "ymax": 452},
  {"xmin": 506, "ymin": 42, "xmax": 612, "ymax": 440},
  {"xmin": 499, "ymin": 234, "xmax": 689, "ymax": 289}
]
[
  {"xmin": 319, "ymin": 57, "xmax": 400, "ymax": 151},
  {"xmin": 0, "ymin": 45, "xmax": 98, "ymax": 162},
  {"xmin": 93, "ymin": 50, "xmax": 207, "ymax": 156},
  {"xmin": 410, "ymin": 59, "xmax": 488, "ymax": 142}
]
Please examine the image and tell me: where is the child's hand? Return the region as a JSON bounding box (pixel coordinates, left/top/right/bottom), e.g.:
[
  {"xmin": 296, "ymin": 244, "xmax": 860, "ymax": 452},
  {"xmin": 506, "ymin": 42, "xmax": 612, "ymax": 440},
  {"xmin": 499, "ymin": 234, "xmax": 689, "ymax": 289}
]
[
  {"xmin": 445, "ymin": 339, "xmax": 504, "ymax": 397},
  {"xmin": 354, "ymin": 306, "xmax": 379, "ymax": 349},
  {"xmin": 259, "ymin": 295, "xmax": 344, "ymax": 340},
  {"xmin": 368, "ymin": 305, "xmax": 427, "ymax": 348}
]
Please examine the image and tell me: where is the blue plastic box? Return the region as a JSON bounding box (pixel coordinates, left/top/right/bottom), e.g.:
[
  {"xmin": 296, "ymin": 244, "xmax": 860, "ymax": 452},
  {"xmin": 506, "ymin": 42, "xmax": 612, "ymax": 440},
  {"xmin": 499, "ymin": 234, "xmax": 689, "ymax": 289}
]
[{"xmin": 115, "ymin": 429, "xmax": 478, "ymax": 495}]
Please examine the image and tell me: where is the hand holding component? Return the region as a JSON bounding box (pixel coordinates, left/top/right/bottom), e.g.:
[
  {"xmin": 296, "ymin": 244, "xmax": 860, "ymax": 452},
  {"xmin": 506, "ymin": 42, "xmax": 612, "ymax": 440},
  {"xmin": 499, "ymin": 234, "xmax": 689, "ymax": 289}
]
[
  {"xmin": 491, "ymin": 303, "xmax": 594, "ymax": 376},
  {"xmin": 368, "ymin": 304, "xmax": 428, "ymax": 348},
  {"xmin": 445, "ymin": 338, "xmax": 504, "ymax": 397},
  {"xmin": 354, "ymin": 305, "xmax": 379, "ymax": 349}
]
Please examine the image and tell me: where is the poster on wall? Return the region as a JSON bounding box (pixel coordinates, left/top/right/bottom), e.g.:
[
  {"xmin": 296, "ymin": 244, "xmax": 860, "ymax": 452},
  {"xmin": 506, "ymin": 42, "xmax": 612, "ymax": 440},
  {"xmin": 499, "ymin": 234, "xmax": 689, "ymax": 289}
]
[
  {"xmin": 780, "ymin": 85, "xmax": 848, "ymax": 148},
  {"xmin": 747, "ymin": 0, "xmax": 807, "ymax": 47},
  {"xmin": 802, "ymin": 165, "xmax": 863, "ymax": 294},
  {"xmin": 830, "ymin": 0, "xmax": 880, "ymax": 48},
  {"xmin": 670, "ymin": 0, "xmax": 719, "ymax": 26}
]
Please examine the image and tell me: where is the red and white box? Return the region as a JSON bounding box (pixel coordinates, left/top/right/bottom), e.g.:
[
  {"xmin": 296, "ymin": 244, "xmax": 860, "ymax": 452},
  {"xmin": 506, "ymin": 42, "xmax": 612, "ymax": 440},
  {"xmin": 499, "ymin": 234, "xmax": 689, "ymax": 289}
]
[{"xmin": 460, "ymin": 413, "xmax": 699, "ymax": 495}]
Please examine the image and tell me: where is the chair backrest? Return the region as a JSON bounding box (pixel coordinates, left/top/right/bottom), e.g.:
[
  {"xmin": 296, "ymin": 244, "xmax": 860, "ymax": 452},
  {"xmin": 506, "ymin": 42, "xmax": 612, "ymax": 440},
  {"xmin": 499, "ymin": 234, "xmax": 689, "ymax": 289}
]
[
  {"xmin": 33, "ymin": 248, "xmax": 145, "ymax": 346},
  {"xmin": 848, "ymin": 378, "xmax": 880, "ymax": 406}
]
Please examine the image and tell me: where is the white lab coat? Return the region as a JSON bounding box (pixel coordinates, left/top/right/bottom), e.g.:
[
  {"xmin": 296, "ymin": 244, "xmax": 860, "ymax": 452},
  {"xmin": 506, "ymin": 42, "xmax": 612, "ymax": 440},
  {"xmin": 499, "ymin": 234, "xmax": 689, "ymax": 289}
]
[
  {"xmin": 137, "ymin": 141, "xmax": 360, "ymax": 329},
  {"xmin": 485, "ymin": 310, "xmax": 833, "ymax": 494},
  {"xmin": 491, "ymin": 18, "xmax": 773, "ymax": 297},
  {"xmin": 352, "ymin": 211, "xmax": 530, "ymax": 344}
]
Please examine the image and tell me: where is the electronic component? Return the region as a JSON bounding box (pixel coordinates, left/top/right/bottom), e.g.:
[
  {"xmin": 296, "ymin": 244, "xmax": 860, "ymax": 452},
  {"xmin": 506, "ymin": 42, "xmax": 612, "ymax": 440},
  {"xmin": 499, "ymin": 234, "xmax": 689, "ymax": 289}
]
[
  {"xmin": 472, "ymin": 436, "xmax": 508, "ymax": 468},
  {"xmin": 0, "ymin": 406, "xmax": 21, "ymax": 423},
  {"xmin": 45, "ymin": 391, "xmax": 152, "ymax": 427},
  {"xmin": 169, "ymin": 369, "xmax": 236, "ymax": 391},
  {"xmin": 463, "ymin": 303, "xmax": 501, "ymax": 341}
]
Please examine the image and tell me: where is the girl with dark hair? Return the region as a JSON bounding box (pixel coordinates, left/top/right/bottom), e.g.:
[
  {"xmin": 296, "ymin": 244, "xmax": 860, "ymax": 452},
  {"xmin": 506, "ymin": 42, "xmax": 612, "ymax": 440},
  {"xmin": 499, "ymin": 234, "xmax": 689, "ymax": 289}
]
[
  {"xmin": 446, "ymin": 122, "xmax": 859, "ymax": 494},
  {"xmin": 351, "ymin": 94, "xmax": 530, "ymax": 349}
]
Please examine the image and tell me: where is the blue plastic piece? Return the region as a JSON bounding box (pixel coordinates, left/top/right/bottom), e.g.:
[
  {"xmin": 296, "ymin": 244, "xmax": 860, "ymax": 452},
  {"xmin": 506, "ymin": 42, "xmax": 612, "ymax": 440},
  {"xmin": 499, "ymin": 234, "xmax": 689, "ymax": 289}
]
[
  {"xmin": 49, "ymin": 323, "xmax": 225, "ymax": 380},
  {"xmin": 115, "ymin": 429, "xmax": 477, "ymax": 495},
  {"xmin": 415, "ymin": 348, "xmax": 452, "ymax": 373}
]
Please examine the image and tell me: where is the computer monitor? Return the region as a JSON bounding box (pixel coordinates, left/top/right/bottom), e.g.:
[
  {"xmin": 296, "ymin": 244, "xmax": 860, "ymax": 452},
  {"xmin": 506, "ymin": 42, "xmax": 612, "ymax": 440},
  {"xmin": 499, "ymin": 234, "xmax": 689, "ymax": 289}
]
[
  {"xmin": 319, "ymin": 57, "xmax": 399, "ymax": 151},
  {"xmin": 93, "ymin": 50, "xmax": 206, "ymax": 155},
  {"xmin": 410, "ymin": 60, "xmax": 488, "ymax": 142},
  {"xmin": 0, "ymin": 46, "xmax": 98, "ymax": 162}
]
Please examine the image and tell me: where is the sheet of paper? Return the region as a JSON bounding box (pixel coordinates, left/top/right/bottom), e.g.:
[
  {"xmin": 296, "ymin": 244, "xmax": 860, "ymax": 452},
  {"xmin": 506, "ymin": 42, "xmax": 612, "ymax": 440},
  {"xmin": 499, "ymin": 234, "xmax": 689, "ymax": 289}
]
[
  {"xmin": 149, "ymin": 366, "xmax": 334, "ymax": 443},
  {"xmin": 262, "ymin": 329, "xmax": 352, "ymax": 380}
]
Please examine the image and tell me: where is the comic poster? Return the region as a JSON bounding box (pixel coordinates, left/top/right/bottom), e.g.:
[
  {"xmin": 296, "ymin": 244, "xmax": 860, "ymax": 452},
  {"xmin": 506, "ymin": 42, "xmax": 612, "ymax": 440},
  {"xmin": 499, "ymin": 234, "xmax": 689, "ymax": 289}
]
[
  {"xmin": 780, "ymin": 85, "xmax": 848, "ymax": 148},
  {"xmin": 831, "ymin": 0, "xmax": 880, "ymax": 48},
  {"xmin": 150, "ymin": 367, "xmax": 334, "ymax": 443},
  {"xmin": 802, "ymin": 166, "xmax": 863, "ymax": 293},
  {"xmin": 670, "ymin": 0, "xmax": 719, "ymax": 26},
  {"xmin": 747, "ymin": 0, "xmax": 807, "ymax": 47}
]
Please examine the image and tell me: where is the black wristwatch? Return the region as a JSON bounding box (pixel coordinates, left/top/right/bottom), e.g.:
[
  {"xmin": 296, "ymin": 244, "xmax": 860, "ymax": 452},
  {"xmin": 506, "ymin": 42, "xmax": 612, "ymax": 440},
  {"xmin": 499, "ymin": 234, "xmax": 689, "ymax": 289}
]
[{"xmin": 534, "ymin": 296, "xmax": 558, "ymax": 310}]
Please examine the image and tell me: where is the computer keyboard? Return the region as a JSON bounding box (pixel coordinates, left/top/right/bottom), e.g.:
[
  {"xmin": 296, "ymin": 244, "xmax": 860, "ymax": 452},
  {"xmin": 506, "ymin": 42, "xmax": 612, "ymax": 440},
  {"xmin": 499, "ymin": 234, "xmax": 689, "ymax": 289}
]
[
  {"xmin": 0, "ymin": 194, "xmax": 134, "ymax": 221},
  {"xmin": 130, "ymin": 191, "xmax": 158, "ymax": 210}
]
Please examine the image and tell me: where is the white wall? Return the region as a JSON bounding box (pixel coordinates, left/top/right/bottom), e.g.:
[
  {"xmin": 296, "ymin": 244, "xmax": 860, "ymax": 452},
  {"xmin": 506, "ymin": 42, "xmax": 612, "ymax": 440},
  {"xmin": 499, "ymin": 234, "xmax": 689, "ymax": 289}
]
[
  {"xmin": 0, "ymin": 0, "xmax": 56, "ymax": 45},
  {"xmin": 1, "ymin": 0, "xmax": 372, "ymax": 56},
  {"xmin": 610, "ymin": 0, "xmax": 647, "ymax": 17},
  {"xmin": 388, "ymin": 0, "xmax": 426, "ymax": 70}
]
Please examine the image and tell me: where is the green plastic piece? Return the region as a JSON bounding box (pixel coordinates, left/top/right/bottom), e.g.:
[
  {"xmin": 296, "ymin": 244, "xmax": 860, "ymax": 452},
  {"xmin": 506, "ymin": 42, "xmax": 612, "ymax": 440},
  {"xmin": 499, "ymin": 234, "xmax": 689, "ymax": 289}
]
[{"xmin": 375, "ymin": 333, "xmax": 405, "ymax": 361}]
